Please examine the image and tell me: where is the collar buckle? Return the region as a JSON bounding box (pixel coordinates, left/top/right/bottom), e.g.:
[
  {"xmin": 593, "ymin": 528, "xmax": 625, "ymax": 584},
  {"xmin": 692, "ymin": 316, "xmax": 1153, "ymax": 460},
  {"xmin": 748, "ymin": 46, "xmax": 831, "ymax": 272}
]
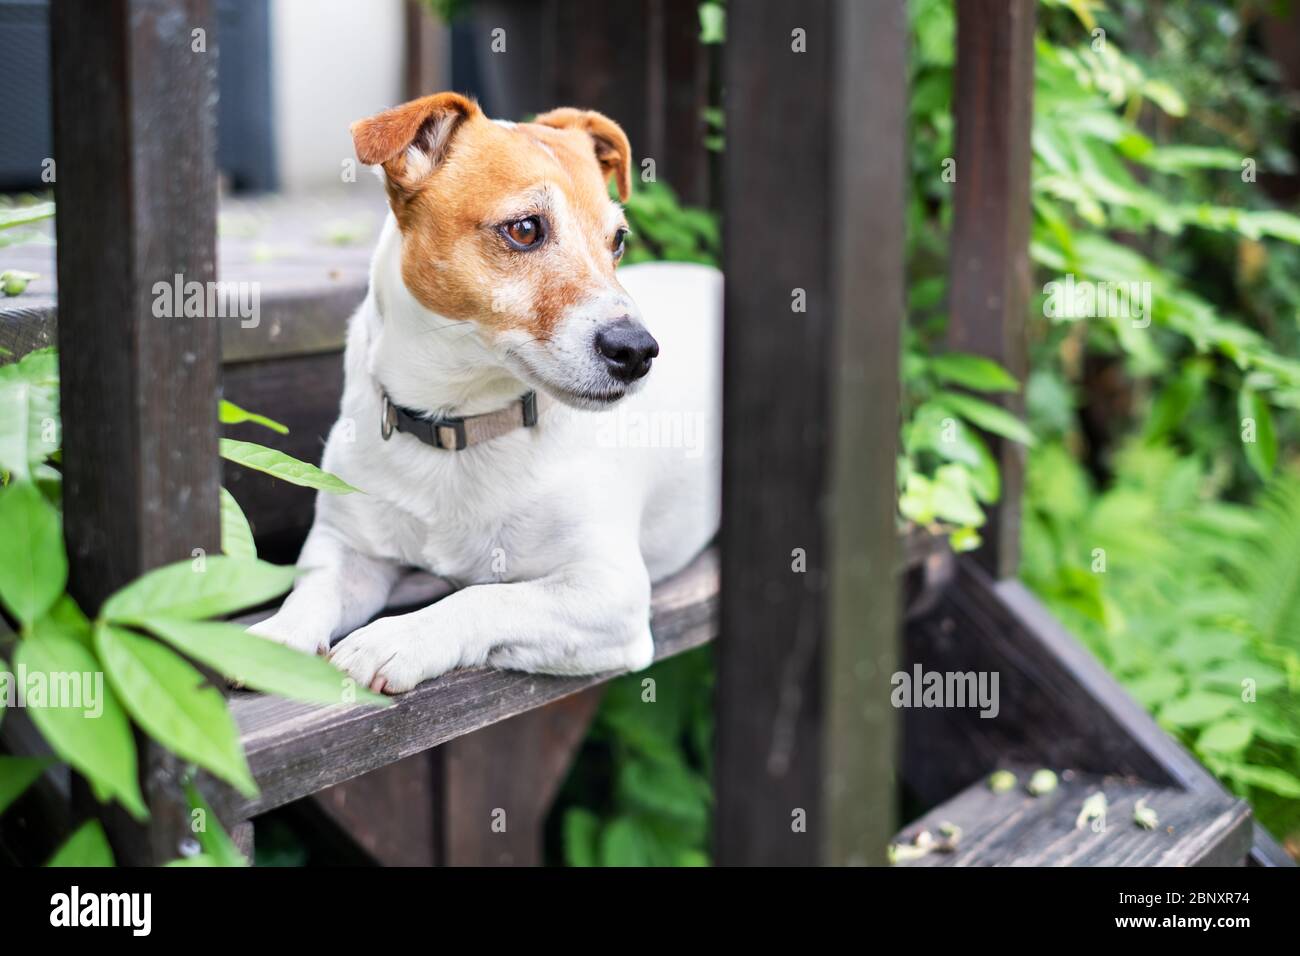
[
  {"xmin": 380, "ymin": 393, "xmax": 397, "ymax": 440},
  {"xmin": 433, "ymin": 418, "xmax": 468, "ymax": 451}
]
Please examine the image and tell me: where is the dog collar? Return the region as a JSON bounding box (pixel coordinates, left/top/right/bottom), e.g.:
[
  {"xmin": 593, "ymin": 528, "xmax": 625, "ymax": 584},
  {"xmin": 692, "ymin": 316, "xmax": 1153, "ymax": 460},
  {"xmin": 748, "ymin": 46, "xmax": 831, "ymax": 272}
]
[{"xmin": 380, "ymin": 390, "xmax": 539, "ymax": 451}]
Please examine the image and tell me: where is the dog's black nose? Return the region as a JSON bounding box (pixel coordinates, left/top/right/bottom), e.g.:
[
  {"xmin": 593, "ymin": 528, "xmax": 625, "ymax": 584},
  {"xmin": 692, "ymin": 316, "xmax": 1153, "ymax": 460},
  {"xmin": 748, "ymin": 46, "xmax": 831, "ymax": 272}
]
[{"xmin": 594, "ymin": 319, "xmax": 659, "ymax": 382}]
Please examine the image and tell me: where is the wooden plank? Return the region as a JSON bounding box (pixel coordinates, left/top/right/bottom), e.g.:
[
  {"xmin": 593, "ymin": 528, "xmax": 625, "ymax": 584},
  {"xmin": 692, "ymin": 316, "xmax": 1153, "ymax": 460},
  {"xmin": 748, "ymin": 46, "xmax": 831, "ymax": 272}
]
[
  {"xmin": 645, "ymin": 0, "xmax": 711, "ymax": 206},
  {"xmin": 0, "ymin": 189, "xmax": 380, "ymax": 365},
  {"xmin": 308, "ymin": 688, "xmax": 601, "ymax": 867},
  {"xmin": 946, "ymin": 0, "xmax": 1035, "ymax": 579},
  {"xmin": 550, "ymin": 0, "xmax": 652, "ymax": 169},
  {"xmin": 50, "ymin": 0, "xmax": 220, "ymax": 866},
  {"xmin": 311, "ymin": 752, "xmax": 439, "ymax": 866},
  {"xmin": 903, "ymin": 558, "xmax": 1294, "ymax": 866},
  {"xmin": 714, "ymin": 0, "xmax": 906, "ymax": 866},
  {"xmin": 217, "ymin": 547, "xmax": 718, "ymax": 820},
  {"xmin": 438, "ymin": 687, "xmax": 604, "ymax": 866},
  {"xmin": 893, "ymin": 766, "xmax": 1252, "ymax": 867}
]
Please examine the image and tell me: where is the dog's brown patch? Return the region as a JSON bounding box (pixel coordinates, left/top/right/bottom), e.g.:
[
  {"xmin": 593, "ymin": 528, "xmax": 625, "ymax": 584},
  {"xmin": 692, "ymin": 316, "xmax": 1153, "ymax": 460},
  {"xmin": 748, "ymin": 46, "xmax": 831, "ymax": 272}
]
[{"xmin": 351, "ymin": 96, "xmax": 633, "ymax": 342}]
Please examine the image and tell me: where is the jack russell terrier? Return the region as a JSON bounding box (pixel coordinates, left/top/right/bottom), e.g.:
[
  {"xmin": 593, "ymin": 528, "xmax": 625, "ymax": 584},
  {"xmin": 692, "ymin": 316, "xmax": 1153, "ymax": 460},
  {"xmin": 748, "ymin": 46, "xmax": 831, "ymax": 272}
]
[{"xmin": 249, "ymin": 93, "xmax": 722, "ymax": 693}]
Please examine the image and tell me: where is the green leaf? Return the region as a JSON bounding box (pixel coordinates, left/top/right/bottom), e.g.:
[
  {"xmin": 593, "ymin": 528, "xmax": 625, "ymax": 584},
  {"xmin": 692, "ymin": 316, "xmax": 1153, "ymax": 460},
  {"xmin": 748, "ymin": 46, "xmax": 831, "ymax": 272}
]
[
  {"xmin": 1159, "ymin": 692, "xmax": 1239, "ymax": 728},
  {"xmin": 101, "ymin": 555, "xmax": 296, "ymax": 625},
  {"xmin": 0, "ymin": 755, "xmax": 50, "ymax": 816},
  {"xmin": 930, "ymin": 463, "xmax": 987, "ymax": 528},
  {"xmin": 139, "ymin": 617, "xmax": 387, "ymax": 707},
  {"xmin": 1231, "ymin": 764, "xmax": 1300, "ymax": 799},
  {"xmin": 17, "ymin": 614, "xmax": 147, "ymax": 820},
  {"xmin": 617, "ymin": 757, "xmax": 709, "ymax": 827},
  {"xmin": 0, "ymin": 480, "xmax": 66, "ymax": 625},
  {"xmin": 562, "ymin": 807, "xmax": 600, "ymax": 867},
  {"xmin": 928, "ymin": 353, "xmax": 1020, "ymax": 392},
  {"xmin": 1237, "ymin": 388, "xmax": 1277, "ymax": 480},
  {"xmin": 94, "ymin": 622, "xmax": 257, "ymax": 797},
  {"xmin": 599, "ymin": 815, "xmax": 656, "ymax": 867},
  {"xmin": 0, "ymin": 201, "xmax": 55, "ymax": 231},
  {"xmin": 1124, "ymin": 671, "xmax": 1183, "ymax": 709},
  {"xmin": 935, "ymin": 390, "xmax": 1036, "ymax": 446},
  {"xmin": 166, "ymin": 854, "xmax": 218, "ymax": 866},
  {"xmin": 218, "ymin": 399, "xmax": 288, "ymax": 435},
  {"xmin": 1197, "ymin": 718, "xmax": 1254, "ymax": 755},
  {"xmin": 698, "ymin": 1, "xmax": 725, "ymax": 44},
  {"xmin": 46, "ymin": 819, "xmax": 115, "ymax": 867},
  {"xmin": 182, "ymin": 780, "xmax": 246, "ymax": 866},
  {"xmin": 0, "ymin": 352, "xmax": 60, "ymax": 479},
  {"xmin": 220, "ymin": 439, "xmax": 361, "ymax": 494},
  {"xmin": 219, "ymin": 488, "xmax": 256, "ymax": 560}
]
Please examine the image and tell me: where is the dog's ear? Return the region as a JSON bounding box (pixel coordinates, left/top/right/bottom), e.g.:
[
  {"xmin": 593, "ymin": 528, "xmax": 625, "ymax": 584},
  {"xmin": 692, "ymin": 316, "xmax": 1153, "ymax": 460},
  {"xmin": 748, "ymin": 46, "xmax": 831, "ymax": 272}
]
[
  {"xmin": 351, "ymin": 92, "xmax": 480, "ymax": 199},
  {"xmin": 532, "ymin": 107, "xmax": 633, "ymax": 201}
]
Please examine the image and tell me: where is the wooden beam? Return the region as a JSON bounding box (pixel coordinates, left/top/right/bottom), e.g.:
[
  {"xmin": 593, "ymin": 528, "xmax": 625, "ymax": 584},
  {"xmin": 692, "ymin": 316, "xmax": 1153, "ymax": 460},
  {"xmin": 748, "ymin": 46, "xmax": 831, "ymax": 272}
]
[
  {"xmin": 437, "ymin": 687, "xmax": 603, "ymax": 866},
  {"xmin": 946, "ymin": 0, "xmax": 1035, "ymax": 579},
  {"xmin": 51, "ymin": 0, "xmax": 220, "ymax": 865},
  {"xmin": 219, "ymin": 547, "xmax": 718, "ymax": 820},
  {"xmin": 714, "ymin": 0, "xmax": 906, "ymax": 866},
  {"xmin": 903, "ymin": 559, "xmax": 1293, "ymax": 867}
]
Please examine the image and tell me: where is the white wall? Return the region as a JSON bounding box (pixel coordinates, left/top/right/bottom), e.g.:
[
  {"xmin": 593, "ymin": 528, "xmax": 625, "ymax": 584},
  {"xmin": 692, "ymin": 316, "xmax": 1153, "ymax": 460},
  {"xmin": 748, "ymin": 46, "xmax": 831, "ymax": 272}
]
[{"xmin": 270, "ymin": 0, "xmax": 408, "ymax": 191}]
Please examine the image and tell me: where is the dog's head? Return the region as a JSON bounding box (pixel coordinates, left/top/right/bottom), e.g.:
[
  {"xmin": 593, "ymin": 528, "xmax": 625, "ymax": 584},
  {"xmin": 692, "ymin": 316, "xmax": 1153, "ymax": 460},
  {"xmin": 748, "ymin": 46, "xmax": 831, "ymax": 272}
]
[{"xmin": 352, "ymin": 92, "xmax": 656, "ymax": 409}]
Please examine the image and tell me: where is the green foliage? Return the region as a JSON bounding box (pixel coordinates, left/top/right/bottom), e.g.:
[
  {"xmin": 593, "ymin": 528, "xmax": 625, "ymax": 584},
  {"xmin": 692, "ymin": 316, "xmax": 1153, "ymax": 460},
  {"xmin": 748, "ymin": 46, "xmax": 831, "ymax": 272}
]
[
  {"xmin": 556, "ymin": 648, "xmax": 714, "ymax": 867},
  {"xmin": 0, "ymin": 346, "xmax": 378, "ymax": 864},
  {"xmin": 1022, "ymin": 441, "xmax": 1300, "ymax": 840},
  {"xmin": 904, "ymin": 0, "xmax": 1300, "ymax": 851},
  {"xmin": 219, "ymin": 438, "xmax": 363, "ymax": 494},
  {"xmin": 46, "ymin": 819, "xmax": 114, "ymax": 867},
  {"xmin": 621, "ymin": 180, "xmax": 720, "ymax": 266}
]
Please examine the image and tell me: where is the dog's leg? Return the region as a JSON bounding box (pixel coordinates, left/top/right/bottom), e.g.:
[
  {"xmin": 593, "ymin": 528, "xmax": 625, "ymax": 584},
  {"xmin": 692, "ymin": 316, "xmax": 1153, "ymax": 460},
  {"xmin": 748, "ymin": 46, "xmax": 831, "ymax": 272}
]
[
  {"xmin": 328, "ymin": 558, "xmax": 653, "ymax": 693},
  {"xmin": 247, "ymin": 525, "xmax": 402, "ymax": 655}
]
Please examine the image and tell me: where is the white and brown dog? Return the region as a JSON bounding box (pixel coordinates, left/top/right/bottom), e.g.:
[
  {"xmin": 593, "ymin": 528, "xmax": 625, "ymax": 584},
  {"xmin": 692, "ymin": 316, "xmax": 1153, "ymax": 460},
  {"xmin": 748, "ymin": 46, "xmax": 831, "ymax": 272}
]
[{"xmin": 249, "ymin": 93, "xmax": 722, "ymax": 693}]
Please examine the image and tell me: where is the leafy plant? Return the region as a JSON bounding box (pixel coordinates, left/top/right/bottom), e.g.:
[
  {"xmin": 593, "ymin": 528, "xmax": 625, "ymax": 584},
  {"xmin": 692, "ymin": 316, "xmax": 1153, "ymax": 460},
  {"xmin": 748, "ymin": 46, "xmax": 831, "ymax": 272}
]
[
  {"xmin": 0, "ymin": 346, "xmax": 381, "ymax": 866},
  {"xmin": 556, "ymin": 648, "xmax": 713, "ymax": 866},
  {"xmin": 1022, "ymin": 440, "xmax": 1300, "ymax": 841}
]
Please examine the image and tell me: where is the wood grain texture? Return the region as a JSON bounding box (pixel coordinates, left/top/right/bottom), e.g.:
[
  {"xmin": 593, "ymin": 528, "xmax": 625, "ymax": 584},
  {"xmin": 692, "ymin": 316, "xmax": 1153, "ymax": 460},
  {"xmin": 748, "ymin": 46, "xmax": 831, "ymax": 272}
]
[
  {"xmin": 715, "ymin": 0, "xmax": 906, "ymax": 866},
  {"xmin": 894, "ymin": 766, "xmax": 1252, "ymax": 867},
  {"xmin": 51, "ymin": 0, "xmax": 221, "ymax": 866},
  {"xmin": 311, "ymin": 752, "xmax": 439, "ymax": 866},
  {"xmin": 0, "ymin": 189, "xmax": 380, "ymax": 365},
  {"xmin": 438, "ymin": 686, "xmax": 604, "ymax": 866},
  {"xmin": 947, "ymin": 0, "xmax": 1035, "ymax": 579},
  {"xmin": 216, "ymin": 547, "xmax": 718, "ymax": 820},
  {"xmin": 903, "ymin": 558, "xmax": 1294, "ymax": 866},
  {"xmin": 308, "ymin": 688, "xmax": 601, "ymax": 867}
]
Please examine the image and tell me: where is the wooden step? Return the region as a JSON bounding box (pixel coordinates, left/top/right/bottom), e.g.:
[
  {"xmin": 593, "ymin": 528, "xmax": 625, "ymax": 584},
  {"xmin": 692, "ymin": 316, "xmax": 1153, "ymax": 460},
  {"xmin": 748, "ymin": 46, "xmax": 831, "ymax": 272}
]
[{"xmin": 892, "ymin": 765, "xmax": 1252, "ymax": 867}]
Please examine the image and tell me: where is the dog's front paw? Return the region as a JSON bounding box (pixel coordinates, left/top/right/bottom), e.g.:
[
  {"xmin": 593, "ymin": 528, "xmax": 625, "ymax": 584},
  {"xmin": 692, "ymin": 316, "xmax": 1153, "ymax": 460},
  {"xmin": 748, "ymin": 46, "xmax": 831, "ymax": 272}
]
[
  {"xmin": 247, "ymin": 612, "xmax": 331, "ymax": 656},
  {"xmin": 328, "ymin": 618, "xmax": 451, "ymax": 695}
]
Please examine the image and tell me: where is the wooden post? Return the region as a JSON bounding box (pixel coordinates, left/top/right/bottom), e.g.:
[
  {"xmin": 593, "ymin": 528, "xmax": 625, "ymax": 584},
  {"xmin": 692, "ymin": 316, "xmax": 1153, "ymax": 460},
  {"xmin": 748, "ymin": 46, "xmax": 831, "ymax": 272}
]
[
  {"xmin": 545, "ymin": 0, "xmax": 709, "ymax": 205},
  {"xmin": 714, "ymin": 0, "xmax": 906, "ymax": 866},
  {"xmin": 51, "ymin": 0, "xmax": 220, "ymax": 865},
  {"xmin": 947, "ymin": 0, "xmax": 1035, "ymax": 580}
]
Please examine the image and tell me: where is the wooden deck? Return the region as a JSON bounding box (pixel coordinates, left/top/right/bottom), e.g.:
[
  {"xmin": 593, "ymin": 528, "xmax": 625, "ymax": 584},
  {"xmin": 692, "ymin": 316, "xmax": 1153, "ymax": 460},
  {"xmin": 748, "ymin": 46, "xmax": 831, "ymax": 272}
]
[
  {"xmin": 1, "ymin": 186, "xmax": 384, "ymax": 362},
  {"xmin": 893, "ymin": 765, "xmax": 1252, "ymax": 867}
]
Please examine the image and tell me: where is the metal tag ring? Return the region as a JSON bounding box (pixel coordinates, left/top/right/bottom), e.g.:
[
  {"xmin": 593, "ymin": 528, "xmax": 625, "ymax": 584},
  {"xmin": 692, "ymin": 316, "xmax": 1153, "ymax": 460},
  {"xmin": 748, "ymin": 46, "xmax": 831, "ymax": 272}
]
[{"xmin": 380, "ymin": 394, "xmax": 396, "ymax": 440}]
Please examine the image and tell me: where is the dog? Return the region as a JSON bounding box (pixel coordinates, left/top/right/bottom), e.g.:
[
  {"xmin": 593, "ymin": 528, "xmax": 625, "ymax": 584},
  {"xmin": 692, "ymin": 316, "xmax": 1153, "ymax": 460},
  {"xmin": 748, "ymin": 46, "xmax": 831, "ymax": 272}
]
[{"xmin": 249, "ymin": 93, "xmax": 722, "ymax": 693}]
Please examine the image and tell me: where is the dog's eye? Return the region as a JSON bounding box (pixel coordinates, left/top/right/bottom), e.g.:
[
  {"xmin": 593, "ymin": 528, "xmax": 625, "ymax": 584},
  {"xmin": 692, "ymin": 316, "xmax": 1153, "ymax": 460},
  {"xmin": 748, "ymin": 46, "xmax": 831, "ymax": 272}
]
[
  {"xmin": 612, "ymin": 228, "xmax": 627, "ymax": 260},
  {"xmin": 503, "ymin": 216, "xmax": 543, "ymax": 250}
]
